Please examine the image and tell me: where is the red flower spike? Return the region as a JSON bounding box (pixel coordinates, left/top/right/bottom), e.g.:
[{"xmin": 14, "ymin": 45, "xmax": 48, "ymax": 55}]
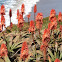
[
  {"xmin": 20, "ymin": 41, "xmax": 29, "ymax": 61},
  {"xmin": 0, "ymin": 43, "xmax": 8, "ymax": 57},
  {"xmin": 42, "ymin": 28, "xmax": 50, "ymax": 46},
  {"xmin": 49, "ymin": 9, "xmax": 56, "ymax": 21},
  {"xmin": 40, "ymin": 45, "xmax": 46, "ymax": 51},
  {"xmin": 9, "ymin": 9, "xmax": 12, "ymax": 18},
  {"xmin": 0, "ymin": 5, "xmax": 5, "ymax": 15},
  {"xmin": 34, "ymin": 4, "xmax": 37, "ymax": 13},
  {"xmin": 54, "ymin": 58, "xmax": 60, "ymax": 62},
  {"xmin": 58, "ymin": 12, "xmax": 62, "ymax": 22},
  {"xmin": 36, "ymin": 13, "xmax": 43, "ymax": 30},
  {"xmin": 0, "ymin": 23, "xmax": 2, "ymax": 32},
  {"xmin": 17, "ymin": 14, "xmax": 24, "ymax": 31},
  {"xmin": 1, "ymin": 15, "xmax": 5, "ymax": 29},
  {"xmin": 48, "ymin": 17, "xmax": 57, "ymax": 30},
  {"xmin": 17, "ymin": 9, "xmax": 19, "ymax": 19},
  {"xmin": 29, "ymin": 20, "xmax": 35, "ymax": 33},
  {"xmin": 21, "ymin": 4, "xmax": 25, "ymax": 15}
]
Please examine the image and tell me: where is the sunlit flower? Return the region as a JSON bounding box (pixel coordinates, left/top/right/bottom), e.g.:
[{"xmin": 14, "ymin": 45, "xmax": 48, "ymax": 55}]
[
  {"xmin": 29, "ymin": 20, "xmax": 35, "ymax": 33},
  {"xmin": 20, "ymin": 41, "xmax": 29, "ymax": 61},
  {"xmin": 1, "ymin": 15, "xmax": 5, "ymax": 29},
  {"xmin": 18, "ymin": 14, "xmax": 24, "ymax": 31},
  {"xmin": 49, "ymin": 9, "xmax": 56, "ymax": 21},
  {"xmin": 42, "ymin": 28, "xmax": 50, "ymax": 46},
  {"xmin": 0, "ymin": 5, "xmax": 5, "ymax": 15},
  {"xmin": 58, "ymin": 12, "xmax": 62, "ymax": 22},
  {"xmin": 0, "ymin": 23, "xmax": 2, "ymax": 32},
  {"xmin": 21, "ymin": 4, "xmax": 25, "ymax": 16},
  {"xmin": 36, "ymin": 13, "xmax": 43, "ymax": 30},
  {"xmin": 34, "ymin": 4, "xmax": 37, "ymax": 13},
  {"xmin": 54, "ymin": 58, "xmax": 60, "ymax": 62},
  {"xmin": 48, "ymin": 17, "xmax": 57, "ymax": 30},
  {"xmin": 0, "ymin": 43, "xmax": 8, "ymax": 57},
  {"xmin": 17, "ymin": 9, "xmax": 19, "ymax": 19}
]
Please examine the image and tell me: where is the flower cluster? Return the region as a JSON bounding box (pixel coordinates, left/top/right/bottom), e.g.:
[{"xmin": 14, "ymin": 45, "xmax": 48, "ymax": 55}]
[
  {"xmin": 36, "ymin": 13, "xmax": 43, "ymax": 30},
  {"xmin": 0, "ymin": 43, "xmax": 8, "ymax": 57},
  {"xmin": 20, "ymin": 41, "xmax": 29, "ymax": 61}
]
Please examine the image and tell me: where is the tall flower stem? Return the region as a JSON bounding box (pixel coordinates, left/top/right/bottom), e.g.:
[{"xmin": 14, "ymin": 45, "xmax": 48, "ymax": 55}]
[
  {"xmin": 43, "ymin": 47, "xmax": 46, "ymax": 62},
  {"xmin": 32, "ymin": 32, "xmax": 37, "ymax": 61},
  {"xmin": 38, "ymin": 29, "xmax": 41, "ymax": 40},
  {"xmin": 10, "ymin": 17, "xmax": 11, "ymax": 25}
]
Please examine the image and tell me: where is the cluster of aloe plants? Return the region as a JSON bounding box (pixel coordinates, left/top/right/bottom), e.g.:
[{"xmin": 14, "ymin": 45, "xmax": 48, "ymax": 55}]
[{"xmin": 0, "ymin": 4, "xmax": 62, "ymax": 62}]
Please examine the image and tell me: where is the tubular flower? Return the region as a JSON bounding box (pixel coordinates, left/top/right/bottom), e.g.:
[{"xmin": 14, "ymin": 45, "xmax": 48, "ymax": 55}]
[
  {"xmin": 36, "ymin": 13, "xmax": 43, "ymax": 30},
  {"xmin": 54, "ymin": 58, "xmax": 60, "ymax": 62},
  {"xmin": 0, "ymin": 23, "xmax": 2, "ymax": 32},
  {"xmin": 42, "ymin": 28, "xmax": 50, "ymax": 46},
  {"xmin": 49, "ymin": 9, "xmax": 56, "ymax": 21},
  {"xmin": 1, "ymin": 15, "xmax": 5, "ymax": 28},
  {"xmin": 18, "ymin": 14, "xmax": 24, "ymax": 31},
  {"xmin": 20, "ymin": 41, "xmax": 29, "ymax": 61},
  {"xmin": 9, "ymin": 9, "xmax": 12, "ymax": 18},
  {"xmin": 48, "ymin": 17, "xmax": 57, "ymax": 30},
  {"xmin": 21, "ymin": 4, "xmax": 25, "ymax": 15},
  {"xmin": 29, "ymin": 20, "xmax": 35, "ymax": 33},
  {"xmin": 58, "ymin": 12, "xmax": 62, "ymax": 22},
  {"xmin": 27, "ymin": 13, "xmax": 31, "ymax": 19},
  {"xmin": 0, "ymin": 5, "xmax": 5, "ymax": 15},
  {"xmin": 17, "ymin": 9, "xmax": 19, "ymax": 19},
  {"xmin": 0, "ymin": 43, "xmax": 8, "ymax": 57},
  {"xmin": 34, "ymin": 4, "xmax": 37, "ymax": 13}
]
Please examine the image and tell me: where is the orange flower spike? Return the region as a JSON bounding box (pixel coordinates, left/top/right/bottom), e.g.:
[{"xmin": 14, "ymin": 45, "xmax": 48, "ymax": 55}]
[
  {"xmin": 42, "ymin": 28, "xmax": 50, "ymax": 46},
  {"xmin": 17, "ymin": 9, "xmax": 19, "ymax": 19},
  {"xmin": 0, "ymin": 24, "xmax": 2, "ymax": 32},
  {"xmin": 54, "ymin": 58, "xmax": 60, "ymax": 62},
  {"xmin": 29, "ymin": 20, "xmax": 35, "ymax": 33},
  {"xmin": 48, "ymin": 17, "xmax": 57, "ymax": 30},
  {"xmin": 20, "ymin": 41, "xmax": 29, "ymax": 61},
  {"xmin": 34, "ymin": 4, "xmax": 37, "ymax": 21},
  {"xmin": 49, "ymin": 9, "xmax": 56, "ymax": 21},
  {"xmin": 36, "ymin": 13, "xmax": 43, "ymax": 30},
  {"xmin": 0, "ymin": 5, "xmax": 5, "ymax": 15},
  {"xmin": 21, "ymin": 4, "xmax": 25, "ymax": 16},
  {"xmin": 0, "ymin": 43, "xmax": 8, "ymax": 57},
  {"xmin": 34, "ymin": 4, "xmax": 37, "ymax": 13},
  {"xmin": 1, "ymin": 15, "xmax": 5, "ymax": 30},
  {"xmin": 9, "ymin": 9, "xmax": 12, "ymax": 18},
  {"xmin": 58, "ymin": 12, "xmax": 62, "ymax": 22}
]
